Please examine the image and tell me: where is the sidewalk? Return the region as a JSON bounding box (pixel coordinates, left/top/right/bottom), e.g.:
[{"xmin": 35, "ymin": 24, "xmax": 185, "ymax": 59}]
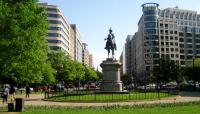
[{"xmin": 0, "ymin": 92, "xmax": 200, "ymax": 107}]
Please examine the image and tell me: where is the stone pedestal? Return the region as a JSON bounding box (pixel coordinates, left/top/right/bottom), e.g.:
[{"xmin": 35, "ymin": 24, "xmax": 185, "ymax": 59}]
[{"xmin": 100, "ymin": 58, "xmax": 123, "ymax": 92}]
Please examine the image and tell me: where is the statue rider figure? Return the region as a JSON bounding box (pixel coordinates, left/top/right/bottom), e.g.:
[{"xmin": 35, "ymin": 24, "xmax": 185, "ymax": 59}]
[{"xmin": 104, "ymin": 28, "xmax": 117, "ymax": 58}]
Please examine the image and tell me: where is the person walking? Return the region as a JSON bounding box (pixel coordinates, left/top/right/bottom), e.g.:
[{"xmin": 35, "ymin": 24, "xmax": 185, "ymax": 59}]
[
  {"xmin": 9, "ymin": 86, "xmax": 16, "ymax": 102},
  {"xmin": 26, "ymin": 85, "xmax": 31, "ymax": 98},
  {"xmin": 2, "ymin": 86, "xmax": 9, "ymax": 103}
]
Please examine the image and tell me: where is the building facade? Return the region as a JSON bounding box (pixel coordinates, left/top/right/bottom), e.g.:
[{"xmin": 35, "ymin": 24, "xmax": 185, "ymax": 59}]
[
  {"xmin": 40, "ymin": 3, "xmax": 94, "ymax": 66},
  {"xmin": 40, "ymin": 3, "xmax": 72, "ymax": 55},
  {"xmin": 122, "ymin": 3, "xmax": 200, "ymax": 83},
  {"xmin": 82, "ymin": 43, "xmax": 90, "ymax": 67},
  {"xmin": 89, "ymin": 54, "xmax": 94, "ymax": 68},
  {"xmin": 70, "ymin": 24, "xmax": 83, "ymax": 63}
]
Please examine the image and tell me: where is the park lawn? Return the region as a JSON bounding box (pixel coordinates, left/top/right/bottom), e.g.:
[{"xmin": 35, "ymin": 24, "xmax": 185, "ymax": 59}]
[
  {"xmin": 48, "ymin": 92, "xmax": 171, "ymax": 101},
  {"xmin": 20, "ymin": 104, "xmax": 200, "ymax": 114}
]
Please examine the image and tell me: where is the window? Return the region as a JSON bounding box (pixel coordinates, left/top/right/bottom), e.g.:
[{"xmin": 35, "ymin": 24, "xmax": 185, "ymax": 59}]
[
  {"xmin": 166, "ymin": 42, "xmax": 169, "ymax": 46},
  {"xmin": 47, "ymin": 39, "xmax": 61, "ymax": 43},
  {"xmin": 165, "ymin": 36, "xmax": 169, "ymax": 40},
  {"xmin": 49, "ymin": 27, "xmax": 62, "ymax": 31},
  {"xmin": 47, "ymin": 8, "xmax": 58, "ymax": 12},
  {"xmin": 180, "ymin": 44, "xmax": 184, "ymax": 48},
  {"xmin": 170, "ymin": 36, "xmax": 173, "ymax": 40},
  {"xmin": 48, "ymin": 33, "xmax": 61, "ymax": 37},
  {"xmin": 180, "ymin": 50, "xmax": 184, "ymax": 53},
  {"xmin": 50, "ymin": 46, "xmax": 60, "ymax": 50},
  {"xmin": 166, "ymin": 48, "xmax": 169, "ymax": 52},
  {"xmin": 49, "ymin": 20, "xmax": 61, "ymax": 24},
  {"xmin": 171, "ymin": 48, "xmax": 174, "ymax": 51},
  {"xmin": 170, "ymin": 42, "xmax": 174, "ymax": 46},
  {"xmin": 48, "ymin": 14, "xmax": 60, "ymax": 18},
  {"xmin": 180, "ymin": 55, "xmax": 185, "ymax": 59},
  {"xmin": 161, "ymin": 36, "xmax": 164, "ymax": 40}
]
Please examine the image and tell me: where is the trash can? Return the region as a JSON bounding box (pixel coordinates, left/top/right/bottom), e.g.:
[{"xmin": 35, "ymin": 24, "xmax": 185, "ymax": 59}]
[
  {"xmin": 8, "ymin": 103, "xmax": 14, "ymax": 112},
  {"xmin": 15, "ymin": 98, "xmax": 24, "ymax": 112}
]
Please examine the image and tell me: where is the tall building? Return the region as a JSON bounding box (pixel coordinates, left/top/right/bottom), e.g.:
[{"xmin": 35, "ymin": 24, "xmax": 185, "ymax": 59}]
[
  {"xmin": 40, "ymin": 3, "xmax": 72, "ymax": 56},
  {"xmin": 40, "ymin": 3, "xmax": 93, "ymax": 65},
  {"xmin": 70, "ymin": 24, "xmax": 83, "ymax": 63},
  {"xmin": 123, "ymin": 3, "xmax": 200, "ymax": 83},
  {"xmin": 82, "ymin": 43, "xmax": 90, "ymax": 67},
  {"xmin": 89, "ymin": 54, "xmax": 94, "ymax": 68}
]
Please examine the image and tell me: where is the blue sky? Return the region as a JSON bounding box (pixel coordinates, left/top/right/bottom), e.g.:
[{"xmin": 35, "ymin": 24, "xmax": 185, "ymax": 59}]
[{"xmin": 39, "ymin": 0, "xmax": 200, "ymax": 69}]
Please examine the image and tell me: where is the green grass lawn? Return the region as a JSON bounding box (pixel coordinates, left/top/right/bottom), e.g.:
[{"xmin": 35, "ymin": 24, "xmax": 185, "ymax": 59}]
[
  {"xmin": 20, "ymin": 103, "xmax": 200, "ymax": 114},
  {"xmin": 48, "ymin": 91, "xmax": 171, "ymax": 102}
]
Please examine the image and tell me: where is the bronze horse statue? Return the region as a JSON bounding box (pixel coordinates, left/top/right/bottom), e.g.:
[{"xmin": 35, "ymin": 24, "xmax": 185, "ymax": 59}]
[{"xmin": 104, "ymin": 28, "xmax": 117, "ymax": 58}]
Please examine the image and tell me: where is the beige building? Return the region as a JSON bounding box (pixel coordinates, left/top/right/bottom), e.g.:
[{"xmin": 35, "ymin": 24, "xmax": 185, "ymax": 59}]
[
  {"xmin": 40, "ymin": 3, "xmax": 93, "ymax": 66},
  {"xmin": 40, "ymin": 3, "xmax": 72, "ymax": 56},
  {"xmin": 70, "ymin": 24, "xmax": 83, "ymax": 63},
  {"xmin": 89, "ymin": 54, "xmax": 94, "ymax": 68},
  {"xmin": 82, "ymin": 43, "xmax": 90, "ymax": 67}
]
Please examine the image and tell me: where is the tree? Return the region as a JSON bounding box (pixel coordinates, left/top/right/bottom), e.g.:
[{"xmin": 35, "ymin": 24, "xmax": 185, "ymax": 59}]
[
  {"xmin": 185, "ymin": 58, "xmax": 200, "ymax": 82},
  {"xmin": 121, "ymin": 74, "xmax": 132, "ymax": 85},
  {"xmin": 84, "ymin": 67, "xmax": 98, "ymax": 83},
  {"xmin": 0, "ymin": 0, "xmax": 54, "ymax": 84},
  {"xmin": 152, "ymin": 57, "xmax": 182, "ymax": 85}
]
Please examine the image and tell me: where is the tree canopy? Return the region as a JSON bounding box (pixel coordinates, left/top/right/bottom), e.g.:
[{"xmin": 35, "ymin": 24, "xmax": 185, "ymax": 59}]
[
  {"xmin": 185, "ymin": 58, "xmax": 200, "ymax": 82},
  {"xmin": 0, "ymin": 0, "xmax": 54, "ymax": 84},
  {"xmin": 152, "ymin": 57, "xmax": 182, "ymax": 84}
]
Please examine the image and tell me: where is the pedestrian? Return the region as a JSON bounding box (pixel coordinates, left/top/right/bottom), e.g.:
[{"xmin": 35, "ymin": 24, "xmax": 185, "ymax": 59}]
[
  {"xmin": 26, "ymin": 85, "xmax": 31, "ymax": 98},
  {"xmin": 2, "ymin": 86, "xmax": 9, "ymax": 103},
  {"xmin": 9, "ymin": 86, "xmax": 16, "ymax": 102}
]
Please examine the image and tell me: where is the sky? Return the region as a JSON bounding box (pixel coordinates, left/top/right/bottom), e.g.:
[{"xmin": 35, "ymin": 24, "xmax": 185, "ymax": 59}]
[{"xmin": 39, "ymin": 0, "xmax": 200, "ymax": 70}]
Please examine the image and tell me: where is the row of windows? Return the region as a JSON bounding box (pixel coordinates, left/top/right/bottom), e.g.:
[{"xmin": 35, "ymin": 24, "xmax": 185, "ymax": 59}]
[
  {"xmin": 145, "ymin": 22, "xmax": 157, "ymax": 28},
  {"xmin": 47, "ymin": 33, "xmax": 69, "ymax": 45},
  {"xmin": 160, "ymin": 42, "xmax": 179, "ymax": 46},
  {"xmin": 161, "ymin": 48, "xmax": 179, "ymax": 52},
  {"xmin": 160, "ymin": 30, "xmax": 178, "ymax": 34},
  {"xmin": 145, "ymin": 41, "xmax": 159, "ymax": 46},
  {"xmin": 145, "ymin": 29, "xmax": 157, "ymax": 34},
  {"xmin": 144, "ymin": 10, "xmax": 158, "ymax": 15},
  {"xmin": 47, "ymin": 39, "xmax": 61, "ymax": 43},
  {"xmin": 144, "ymin": 16, "xmax": 157, "ymax": 21},
  {"xmin": 49, "ymin": 20, "xmax": 70, "ymax": 35},
  {"xmin": 48, "ymin": 14, "xmax": 70, "ymax": 30},
  {"xmin": 145, "ymin": 35, "xmax": 158, "ymax": 40},
  {"xmin": 47, "ymin": 8, "xmax": 58, "ymax": 12},
  {"xmin": 160, "ymin": 36, "xmax": 178, "ymax": 41},
  {"xmin": 159, "ymin": 11, "xmax": 200, "ymax": 21}
]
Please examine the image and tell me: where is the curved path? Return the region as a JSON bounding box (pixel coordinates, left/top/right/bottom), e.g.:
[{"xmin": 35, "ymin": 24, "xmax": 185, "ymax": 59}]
[{"xmin": 0, "ymin": 92, "xmax": 200, "ymax": 107}]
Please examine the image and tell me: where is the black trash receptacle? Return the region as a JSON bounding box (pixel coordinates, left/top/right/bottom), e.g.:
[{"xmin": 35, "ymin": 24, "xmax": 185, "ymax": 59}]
[
  {"xmin": 15, "ymin": 98, "xmax": 24, "ymax": 112},
  {"xmin": 8, "ymin": 103, "xmax": 14, "ymax": 112}
]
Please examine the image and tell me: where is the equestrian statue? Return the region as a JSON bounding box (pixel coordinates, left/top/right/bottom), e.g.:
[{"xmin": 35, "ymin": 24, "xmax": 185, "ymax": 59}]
[{"xmin": 104, "ymin": 28, "xmax": 117, "ymax": 58}]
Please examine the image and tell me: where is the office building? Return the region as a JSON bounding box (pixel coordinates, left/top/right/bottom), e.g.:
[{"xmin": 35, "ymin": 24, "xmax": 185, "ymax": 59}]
[
  {"xmin": 40, "ymin": 3, "xmax": 72, "ymax": 56},
  {"xmin": 122, "ymin": 3, "xmax": 200, "ymax": 83}
]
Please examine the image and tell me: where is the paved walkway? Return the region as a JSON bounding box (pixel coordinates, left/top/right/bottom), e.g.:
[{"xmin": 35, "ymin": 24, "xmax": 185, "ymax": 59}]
[{"xmin": 0, "ymin": 92, "xmax": 200, "ymax": 107}]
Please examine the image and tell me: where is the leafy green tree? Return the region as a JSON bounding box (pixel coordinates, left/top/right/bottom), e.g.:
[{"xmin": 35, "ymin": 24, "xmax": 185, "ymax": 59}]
[
  {"xmin": 84, "ymin": 67, "xmax": 98, "ymax": 82},
  {"xmin": 185, "ymin": 58, "xmax": 200, "ymax": 82},
  {"xmin": 152, "ymin": 57, "xmax": 182, "ymax": 85},
  {"xmin": 0, "ymin": 0, "xmax": 54, "ymax": 84}
]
